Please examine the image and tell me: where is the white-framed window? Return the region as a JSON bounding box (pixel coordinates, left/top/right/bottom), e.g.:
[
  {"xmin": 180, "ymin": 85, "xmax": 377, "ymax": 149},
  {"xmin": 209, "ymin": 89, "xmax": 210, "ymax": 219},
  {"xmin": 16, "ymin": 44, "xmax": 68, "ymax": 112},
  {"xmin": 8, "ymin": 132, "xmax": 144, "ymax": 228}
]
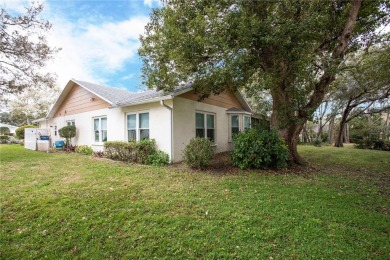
[
  {"xmin": 230, "ymin": 115, "xmax": 240, "ymax": 140},
  {"xmin": 243, "ymin": 116, "xmax": 251, "ymax": 131},
  {"xmin": 93, "ymin": 116, "xmax": 107, "ymax": 143},
  {"xmin": 195, "ymin": 112, "xmax": 215, "ymax": 142},
  {"xmin": 66, "ymin": 120, "xmax": 75, "ymax": 126},
  {"xmin": 127, "ymin": 112, "xmax": 149, "ymax": 141}
]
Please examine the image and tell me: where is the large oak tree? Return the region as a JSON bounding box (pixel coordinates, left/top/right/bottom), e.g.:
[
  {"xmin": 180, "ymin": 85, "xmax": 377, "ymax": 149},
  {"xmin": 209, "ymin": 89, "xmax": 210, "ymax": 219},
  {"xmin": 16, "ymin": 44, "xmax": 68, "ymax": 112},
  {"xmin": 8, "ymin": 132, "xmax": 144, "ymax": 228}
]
[{"xmin": 139, "ymin": 0, "xmax": 389, "ymax": 164}]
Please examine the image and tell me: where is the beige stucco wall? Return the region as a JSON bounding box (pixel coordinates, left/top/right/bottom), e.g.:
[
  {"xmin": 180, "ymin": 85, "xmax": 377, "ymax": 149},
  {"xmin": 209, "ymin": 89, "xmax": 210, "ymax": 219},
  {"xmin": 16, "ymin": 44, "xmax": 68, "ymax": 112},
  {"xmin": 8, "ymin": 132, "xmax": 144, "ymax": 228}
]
[{"xmin": 172, "ymin": 97, "xmax": 232, "ymax": 162}]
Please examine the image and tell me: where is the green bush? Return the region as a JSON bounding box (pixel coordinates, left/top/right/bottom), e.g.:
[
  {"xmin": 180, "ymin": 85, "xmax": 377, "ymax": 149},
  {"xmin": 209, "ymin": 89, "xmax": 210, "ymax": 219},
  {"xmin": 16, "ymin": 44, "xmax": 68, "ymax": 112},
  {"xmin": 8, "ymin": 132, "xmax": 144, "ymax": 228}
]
[
  {"xmin": 104, "ymin": 139, "xmax": 161, "ymax": 165},
  {"xmin": 354, "ymin": 137, "xmax": 390, "ymax": 151},
  {"xmin": 8, "ymin": 136, "xmax": 19, "ymax": 144},
  {"xmin": 0, "ymin": 135, "xmax": 9, "ymax": 144},
  {"xmin": 58, "ymin": 125, "xmax": 76, "ymax": 147},
  {"xmin": 313, "ymin": 138, "xmax": 322, "ymax": 147},
  {"xmin": 15, "ymin": 125, "xmax": 36, "ymax": 139},
  {"xmin": 149, "ymin": 150, "xmax": 170, "ymax": 166},
  {"xmin": 75, "ymin": 145, "xmax": 93, "ymax": 155},
  {"xmin": 231, "ymin": 128, "xmax": 288, "ymax": 169},
  {"xmin": 0, "ymin": 127, "xmax": 10, "ymax": 135},
  {"xmin": 136, "ymin": 139, "xmax": 157, "ymax": 164},
  {"xmin": 105, "ymin": 141, "xmax": 137, "ymax": 161},
  {"xmin": 183, "ymin": 137, "xmax": 214, "ymax": 169}
]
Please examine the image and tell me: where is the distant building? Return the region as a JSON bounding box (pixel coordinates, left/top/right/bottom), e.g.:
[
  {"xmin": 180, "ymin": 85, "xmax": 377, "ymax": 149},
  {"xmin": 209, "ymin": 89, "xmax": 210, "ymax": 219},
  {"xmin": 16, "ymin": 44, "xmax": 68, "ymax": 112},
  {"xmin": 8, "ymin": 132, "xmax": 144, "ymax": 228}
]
[{"xmin": 0, "ymin": 123, "xmax": 18, "ymax": 134}]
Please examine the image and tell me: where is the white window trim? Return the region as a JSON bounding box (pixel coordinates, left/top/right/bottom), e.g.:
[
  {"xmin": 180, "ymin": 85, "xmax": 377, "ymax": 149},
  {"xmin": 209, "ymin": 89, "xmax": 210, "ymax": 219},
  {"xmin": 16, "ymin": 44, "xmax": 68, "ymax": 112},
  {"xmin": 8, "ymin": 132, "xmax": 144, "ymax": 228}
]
[
  {"xmin": 195, "ymin": 111, "xmax": 216, "ymax": 143},
  {"xmin": 229, "ymin": 114, "xmax": 252, "ymax": 142},
  {"xmin": 243, "ymin": 115, "xmax": 251, "ymax": 131},
  {"xmin": 93, "ymin": 116, "xmax": 107, "ymax": 144},
  {"xmin": 229, "ymin": 114, "xmax": 241, "ymax": 142},
  {"xmin": 126, "ymin": 111, "xmax": 150, "ymax": 142}
]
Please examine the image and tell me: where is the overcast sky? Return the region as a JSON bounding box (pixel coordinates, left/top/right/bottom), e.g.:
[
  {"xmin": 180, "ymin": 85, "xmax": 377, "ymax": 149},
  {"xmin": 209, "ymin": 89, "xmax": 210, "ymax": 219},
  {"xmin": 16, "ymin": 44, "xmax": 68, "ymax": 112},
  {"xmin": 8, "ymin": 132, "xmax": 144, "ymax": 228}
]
[{"xmin": 2, "ymin": 0, "xmax": 161, "ymax": 92}]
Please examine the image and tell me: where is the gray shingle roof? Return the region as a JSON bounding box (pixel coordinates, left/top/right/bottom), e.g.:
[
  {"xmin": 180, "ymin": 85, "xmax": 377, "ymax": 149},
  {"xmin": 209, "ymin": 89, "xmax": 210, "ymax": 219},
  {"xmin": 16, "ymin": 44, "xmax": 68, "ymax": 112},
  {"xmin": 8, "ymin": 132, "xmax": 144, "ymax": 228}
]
[{"xmin": 73, "ymin": 79, "xmax": 191, "ymax": 107}]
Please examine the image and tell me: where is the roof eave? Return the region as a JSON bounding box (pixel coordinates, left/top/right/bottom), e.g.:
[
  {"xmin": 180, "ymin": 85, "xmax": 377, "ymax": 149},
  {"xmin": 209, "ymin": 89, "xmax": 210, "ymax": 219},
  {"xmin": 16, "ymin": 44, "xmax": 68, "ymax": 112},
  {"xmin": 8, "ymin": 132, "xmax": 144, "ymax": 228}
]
[{"xmin": 116, "ymin": 95, "xmax": 173, "ymax": 107}]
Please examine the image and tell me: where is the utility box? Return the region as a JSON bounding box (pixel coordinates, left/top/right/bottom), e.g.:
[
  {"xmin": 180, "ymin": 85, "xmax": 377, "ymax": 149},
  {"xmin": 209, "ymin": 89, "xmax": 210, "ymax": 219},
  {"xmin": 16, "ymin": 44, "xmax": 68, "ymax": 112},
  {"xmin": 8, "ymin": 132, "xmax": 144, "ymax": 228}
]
[
  {"xmin": 37, "ymin": 140, "xmax": 50, "ymax": 152},
  {"xmin": 24, "ymin": 128, "xmax": 51, "ymax": 151}
]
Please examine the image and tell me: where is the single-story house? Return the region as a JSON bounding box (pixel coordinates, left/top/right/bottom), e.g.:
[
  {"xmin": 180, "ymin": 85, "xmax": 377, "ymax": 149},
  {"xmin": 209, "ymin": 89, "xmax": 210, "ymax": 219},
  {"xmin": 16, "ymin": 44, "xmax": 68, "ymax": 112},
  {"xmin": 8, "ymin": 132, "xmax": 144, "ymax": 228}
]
[{"xmin": 34, "ymin": 79, "xmax": 254, "ymax": 162}]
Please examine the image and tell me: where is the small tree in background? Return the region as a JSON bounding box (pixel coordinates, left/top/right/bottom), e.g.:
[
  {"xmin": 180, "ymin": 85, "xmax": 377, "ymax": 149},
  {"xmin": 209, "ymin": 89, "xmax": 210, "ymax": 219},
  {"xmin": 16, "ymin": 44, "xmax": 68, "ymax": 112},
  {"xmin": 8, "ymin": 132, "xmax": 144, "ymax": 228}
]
[
  {"xmin": 15, "ymin": 125, "xmax": 36, "ymax": 139},
  {"xmin": 59, "ymin": 125, "xmax": 76, "ymax": 147}
]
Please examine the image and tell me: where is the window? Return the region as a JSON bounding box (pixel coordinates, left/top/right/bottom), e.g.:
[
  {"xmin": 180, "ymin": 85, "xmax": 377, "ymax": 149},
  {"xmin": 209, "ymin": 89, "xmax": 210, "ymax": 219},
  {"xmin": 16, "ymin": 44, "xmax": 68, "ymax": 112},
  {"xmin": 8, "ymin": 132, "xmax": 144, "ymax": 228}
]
[
  {"xmin": 127, "ymin": 112, "xmax": 149, "ymax": 141},
  {"xmin": 195, "ymin": 112, "xmax": 215, "ymax": 142},
  {"xmin": 66, "ymin": 120, "xmax": 75, "ymax": 126},
  {"xmin": 231, "ymin": 115, "xmax": 240, "ymax": 138},
  {"xmin": 244, "ymin": 116, "xmax": 251, "ymax": 131},
  {"xmin": 94, "ymin": 117, "xmax": 107, "ymax": 143}
]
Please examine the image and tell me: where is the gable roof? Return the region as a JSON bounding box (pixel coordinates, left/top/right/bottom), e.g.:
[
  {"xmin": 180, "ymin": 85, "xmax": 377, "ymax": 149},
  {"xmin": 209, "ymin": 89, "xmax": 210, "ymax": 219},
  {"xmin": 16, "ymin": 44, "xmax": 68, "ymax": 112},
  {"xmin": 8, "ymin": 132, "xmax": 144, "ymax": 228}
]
[{"xmin": 46, "ymin": 79, "xmax": 252, "ymax": 119}]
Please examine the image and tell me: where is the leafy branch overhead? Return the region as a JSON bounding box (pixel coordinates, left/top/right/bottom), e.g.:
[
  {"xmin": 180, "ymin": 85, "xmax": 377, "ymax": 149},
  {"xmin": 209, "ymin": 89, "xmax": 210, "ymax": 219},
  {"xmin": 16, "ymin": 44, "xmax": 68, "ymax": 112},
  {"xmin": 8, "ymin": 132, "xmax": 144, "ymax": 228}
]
[
  {"xmin": 139, "ymin": 0, "xmax": 389, "ymax": 165},
  {"xmin": 0, "ymin": 3, "xmax": 59, "ymax": 95}
]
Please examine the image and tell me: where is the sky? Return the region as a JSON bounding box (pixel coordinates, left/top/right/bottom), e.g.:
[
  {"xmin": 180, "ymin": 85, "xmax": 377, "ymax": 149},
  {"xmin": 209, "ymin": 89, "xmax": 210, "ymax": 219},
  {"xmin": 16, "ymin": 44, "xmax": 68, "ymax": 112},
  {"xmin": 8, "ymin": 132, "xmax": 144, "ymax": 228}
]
[{"xmin": 2, "ymin": 0, "xmax": 161, "ymax": 92}]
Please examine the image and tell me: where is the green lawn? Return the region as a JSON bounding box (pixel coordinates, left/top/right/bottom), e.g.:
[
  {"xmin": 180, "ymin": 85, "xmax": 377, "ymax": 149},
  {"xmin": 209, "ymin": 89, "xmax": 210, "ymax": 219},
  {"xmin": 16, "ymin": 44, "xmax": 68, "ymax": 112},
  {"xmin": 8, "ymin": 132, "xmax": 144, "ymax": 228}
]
[{"xmin": 1, "ymin": 144, "xmax": 389, "ymax": 259}]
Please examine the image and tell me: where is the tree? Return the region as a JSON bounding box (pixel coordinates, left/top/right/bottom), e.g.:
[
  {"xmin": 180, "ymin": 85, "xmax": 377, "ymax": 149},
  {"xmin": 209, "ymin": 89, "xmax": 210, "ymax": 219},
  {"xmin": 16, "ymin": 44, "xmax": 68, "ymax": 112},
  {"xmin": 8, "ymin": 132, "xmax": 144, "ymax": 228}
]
[
  {"xmin": 332, "ymin": 46, "xmax": 390, "ymax": 147},
  {"xmin": 0, "ymin": 126, "xmax": 10, "ymax": 135},
  {"xmin": 139, "ymin": 0, "xmax": 389, "ymax": 165},
  {"xmin": 8, "ymin": 85, "xmax": 60, "ymax": 125},
  {"xmin": 59, "ymin": 125, "xmax": 76, "ymax": 147},
  {"xmin": 0, "ymin": 3, "xmax": 58, "ymax": 96}
]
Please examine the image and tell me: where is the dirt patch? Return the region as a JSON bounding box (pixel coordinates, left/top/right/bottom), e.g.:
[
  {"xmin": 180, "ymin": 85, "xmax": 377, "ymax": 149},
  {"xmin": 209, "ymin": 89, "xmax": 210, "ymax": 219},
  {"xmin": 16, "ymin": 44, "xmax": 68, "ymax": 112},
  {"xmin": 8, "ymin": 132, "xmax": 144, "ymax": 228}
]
[{"xmin": 169, "ymin": 152, "xmax": 318, "ymax": 177}]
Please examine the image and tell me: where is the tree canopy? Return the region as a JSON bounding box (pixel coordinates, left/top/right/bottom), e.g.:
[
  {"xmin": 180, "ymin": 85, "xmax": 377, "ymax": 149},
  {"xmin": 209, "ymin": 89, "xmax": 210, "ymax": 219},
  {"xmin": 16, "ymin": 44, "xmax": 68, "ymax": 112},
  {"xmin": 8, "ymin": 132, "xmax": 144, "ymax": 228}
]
[
  {"xmin": 0, "ymin": 3, "xmax": 58, "ymax": 96},
  {"xmin": 139, "ymin": 0, "xmax": 389, "ymax": 164}
]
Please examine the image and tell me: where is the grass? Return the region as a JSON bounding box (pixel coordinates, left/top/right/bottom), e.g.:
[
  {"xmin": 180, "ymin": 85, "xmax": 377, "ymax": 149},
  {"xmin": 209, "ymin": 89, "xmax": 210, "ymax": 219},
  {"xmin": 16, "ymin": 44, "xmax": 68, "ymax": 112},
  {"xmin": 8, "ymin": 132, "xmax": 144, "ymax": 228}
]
[{"xmin": 1, "ymin": 144, "xmax": 389, "ymax": 259}]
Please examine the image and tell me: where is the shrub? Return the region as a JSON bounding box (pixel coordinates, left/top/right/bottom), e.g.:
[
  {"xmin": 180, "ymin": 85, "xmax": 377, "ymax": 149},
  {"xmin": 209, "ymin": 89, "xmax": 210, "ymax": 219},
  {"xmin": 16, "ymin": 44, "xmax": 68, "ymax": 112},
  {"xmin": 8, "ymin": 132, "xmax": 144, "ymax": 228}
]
[
  {"xmin": 313, "ymin": 138, "xmax": 322, "ymax": 147},
  {"xmin": 0, "ymin": 135, "xmax": 9, "ymax": 144},
  {"xmin": 104, "ymin": 140, "xmax": 160, "ymax": 164},
  {"xmin": 65, "ymin": 144, "xmax": 77, "ymax": 153},
  {"xmin": 59, "ymin": 125, "xmax": 76, "ymax": 147},
  {"xmin": 183, "ymin": 137, "xmax": 214, "ymax": 169},
  {"xmin": 75, "ymin": 145, "xmax": 93, "ymax": 155},
  {"xmin": 149, "ymin": 150, "xmax": 170, "ymax": 166},
  {"xmin": 231, "ymin": 128, "xmax": 288, "ymax": 169},
  {"xmin": 8, "ymin": 136, "xmax": 19, "ymax": 144},
  {"xmin": 136, "ymin": 139, "xmax": 157, "ymax": 164},
  {"xmin": 15, "ymin": 125, "xmax": 36, "ymax": 139},
  {"xmin": 0, "ymin": 127, "xmax": 10, "ymax": 135},
  {"xmin": 105, "ymin": 141, "xmax": 137, "ymax": 161}
]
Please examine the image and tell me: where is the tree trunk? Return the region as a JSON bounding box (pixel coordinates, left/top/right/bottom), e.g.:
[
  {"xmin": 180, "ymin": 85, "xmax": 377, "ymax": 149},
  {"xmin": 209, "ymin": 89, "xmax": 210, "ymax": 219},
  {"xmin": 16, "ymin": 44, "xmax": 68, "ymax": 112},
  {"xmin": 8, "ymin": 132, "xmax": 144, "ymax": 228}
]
[
  {"xmin": 344, "ymin": 123, "xmax": 350, "ymax": 143},
  {"xmin": 335, "ymin": 110, "xmax": 349, "ymax": 147},
  {"xmin": 271, "ymin": 104, "xmax": 306, "ymax": 165},
  {"xmin": 302, "ymin": 123, "xmax": 309, "ymax": 143},
  {"xmin": 328, "ymin": 116, "xmax": 335, "ymax": 144}
]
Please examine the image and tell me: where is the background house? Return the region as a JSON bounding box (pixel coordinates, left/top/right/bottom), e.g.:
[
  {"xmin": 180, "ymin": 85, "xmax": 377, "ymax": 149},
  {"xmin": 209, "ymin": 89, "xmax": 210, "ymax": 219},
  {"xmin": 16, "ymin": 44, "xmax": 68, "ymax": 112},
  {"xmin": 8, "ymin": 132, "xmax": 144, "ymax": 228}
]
[{"xmin": 35, "ymin": 79, "xmax": 253, "ymax": 162}]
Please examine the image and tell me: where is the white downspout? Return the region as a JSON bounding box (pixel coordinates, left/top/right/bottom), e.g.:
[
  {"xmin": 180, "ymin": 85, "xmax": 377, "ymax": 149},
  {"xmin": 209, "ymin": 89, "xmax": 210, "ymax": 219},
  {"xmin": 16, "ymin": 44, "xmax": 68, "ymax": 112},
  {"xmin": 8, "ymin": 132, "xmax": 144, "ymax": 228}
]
[{"xmin": 160, "ymin": 99, "xmax": 173, "ymax": 162}]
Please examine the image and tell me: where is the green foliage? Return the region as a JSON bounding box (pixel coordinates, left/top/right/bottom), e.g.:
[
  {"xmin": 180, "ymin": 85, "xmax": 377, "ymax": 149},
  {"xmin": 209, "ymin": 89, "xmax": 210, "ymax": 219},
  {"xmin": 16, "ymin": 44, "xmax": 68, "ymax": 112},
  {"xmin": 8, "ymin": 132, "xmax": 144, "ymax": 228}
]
[
  {"xmin": 355, "ymin": 137, "xmax": 390, "ymax": 151},
  {"xmin": 313, "ymin": 138, "xmax": 322, "ymax": 147},
  {"xmin": 139, "ymin": 0, "xmax": 388, "ymax": 163},
  {"xmin": 0, "ymin": 127, "xmax": 10, "ymax": 135},
  {"xmin": 75, "ymin": 145, "xmax": 93, "ymax": 155},
  {"xmin": 0, "ymin": 135, "xmax": 9, "ymax": 144},
  {"xmin": 58, "ymin": 125, "xmax": 76, "ymax": 147},
  {"xmin": 231, "ymin": 129, "xmax": 288, "ymax": 169},
  {"xmin": 148, "ymin": 150, "xmax": 170, "ymax": 166},
  {"xmin": 183, "ymin": 137, "xmax": 214, "ymax": 169},
  {"xmin": 104, "ymin": 140, "xmax": 162, "ymax": 165},
  {"xmin": 15, "ymin": 125, "xmax": 36, "ymax": 139},
  {"xmin": 136, "ymin": 139, "xmax": 158, "ymax": 164}
]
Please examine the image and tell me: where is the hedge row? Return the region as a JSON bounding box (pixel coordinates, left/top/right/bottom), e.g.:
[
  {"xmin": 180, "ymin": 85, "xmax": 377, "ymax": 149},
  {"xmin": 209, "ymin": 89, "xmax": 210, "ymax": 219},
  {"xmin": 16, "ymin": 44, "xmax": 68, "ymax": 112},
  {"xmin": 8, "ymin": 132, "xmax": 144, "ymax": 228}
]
[{"xmin": 104, "ymin": 140, "xmax": 169, "ymax": 165}]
